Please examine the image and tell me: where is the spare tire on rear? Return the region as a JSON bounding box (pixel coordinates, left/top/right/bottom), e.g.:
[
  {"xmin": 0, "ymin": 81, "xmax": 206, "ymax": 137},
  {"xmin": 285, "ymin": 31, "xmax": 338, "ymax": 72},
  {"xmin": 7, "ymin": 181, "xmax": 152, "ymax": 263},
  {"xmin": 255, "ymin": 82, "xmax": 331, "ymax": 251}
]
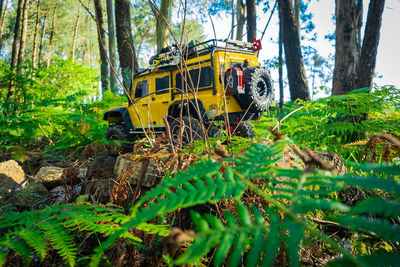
[{"xmin": 237, "ymin": 67, "xmax": 274, "ymax": 113}]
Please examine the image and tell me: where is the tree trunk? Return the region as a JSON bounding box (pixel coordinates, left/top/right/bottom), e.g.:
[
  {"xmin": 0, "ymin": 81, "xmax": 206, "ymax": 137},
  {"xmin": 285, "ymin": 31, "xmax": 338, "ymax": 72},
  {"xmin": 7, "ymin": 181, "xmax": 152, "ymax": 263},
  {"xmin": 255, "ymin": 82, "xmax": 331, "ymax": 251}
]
[
  {"xmin": 236, "ymin": 0, "xmax": 245, "ymax": 40},
  {"xmin": 356, "ymin": 0, "xmax": 385, "ymax": 89},
  {"xmin": 332, "ymin": 0, "xmax": 361, "ymax": 95},
  {"xmin": 71, "ymin": 5, "xmax": 81, "ymax": 60},
  {"xmin": 246, "ymin": 0, "xmax": 256, "ymax": 42},
  {"xmin": 294, "ymin": 0, "xmax": 300, "ymax": 39},
  {"xmin": 279, "ymin": 8, "xmax": 284, "ymax": 108},
  {"xmin": 7, "ymin": 0, "xmax": 23, "ymax": 101},
  {"xmin": 32, "ymin": 0, "xmax": 40, "ymax": 67},
  {"xmin": 156, "ymin": 0, "xmax": 172, "ymax": 52},
  {"xmin": 94, "ymin": 0, "xmax": 109, "ymax": 93},
  {"xmin": 278, "ymin": 0, "xmax": 310, "ymax": 101},
  {"xmin": 0, "ymin": 0, "xmax": 9, "ymax": 53},
  {"xmin": 115, "ymin": 0, "xmax": 138, "ymax": 90},
  {"xmin": 106, "ymin": 0, "xmax": 117, "ymax": 94},
  {"xmin": 230, "ymin": 0, "xmax": 234, "ymax": 39},
  {"xmin": 47, "ymin": 3, "xmax": 58, "ymax": 66},
  {"xmin": 17, "ymin": 0, "xmax": 29, "ymax": 68},
  {"xmin": 38, "ymin": 11, "xmax": 47, "ymax": 67}
]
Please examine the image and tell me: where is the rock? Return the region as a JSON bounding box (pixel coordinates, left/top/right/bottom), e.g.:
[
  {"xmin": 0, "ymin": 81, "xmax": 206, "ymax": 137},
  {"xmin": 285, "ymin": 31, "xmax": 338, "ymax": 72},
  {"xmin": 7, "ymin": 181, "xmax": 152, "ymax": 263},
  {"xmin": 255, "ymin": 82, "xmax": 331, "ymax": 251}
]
[
  {"xmin": 47, "ymin": 186, "xmax": 74, "ymax": 205},
  {"xmin": 86, "ymin": 153, "xmax": 118, "ymax": 180},
  {"xmin": 114, "ymin": 156, "xmax": 162, "ymax": 187},
  {"xmin": 12, "ymin": 182, "xmax": 49, "ymax": 208},
  {"xmin": 0, "ymin": 160, "xmax": 26, "ymax": 203},
  {"xmin": 36, "ymin": 166, "xmax": 64, "ymax": 190},
  {"xmin": 78, "ymin": 168, "xmax": 87, "ymax": 179}
]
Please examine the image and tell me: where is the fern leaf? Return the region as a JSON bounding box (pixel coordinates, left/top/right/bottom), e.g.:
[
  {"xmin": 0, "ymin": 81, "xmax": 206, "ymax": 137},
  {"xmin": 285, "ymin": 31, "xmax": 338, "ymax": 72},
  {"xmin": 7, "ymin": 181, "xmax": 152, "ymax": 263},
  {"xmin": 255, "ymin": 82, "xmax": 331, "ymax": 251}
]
[
  {"xmin": 18, "ymin": 229, "xmax": 47, "ymax": 262},
  {"xmin": 38, "ymin": 221, "xmax": 77, "ymax": 267},
  {"xmin": 5, "ymin": 237, "xmax": 32, "ymax": 265},
  {"xmin": 330, "ymin": 216, "xmax": 400, "ymax": 243},
  {"xmin": 330, "ymin": 251, "xmax": 400, "ymax": 267},
  {"xmin": 349, "ymin": 198, "xmax": 400, "ymax": 218},
  {"xmin": 260, "ymin": 210, "xmax": 281, "ymax": 267}
]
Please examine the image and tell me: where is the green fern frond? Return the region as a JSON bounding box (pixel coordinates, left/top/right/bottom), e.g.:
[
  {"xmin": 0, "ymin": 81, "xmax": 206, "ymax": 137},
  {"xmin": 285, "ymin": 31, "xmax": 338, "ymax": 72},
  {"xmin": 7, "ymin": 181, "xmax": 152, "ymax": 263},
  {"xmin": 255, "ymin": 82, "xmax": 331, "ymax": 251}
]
[{"xmin": 38, "ymin": 221, "xmax": 77, "ymax": 267}]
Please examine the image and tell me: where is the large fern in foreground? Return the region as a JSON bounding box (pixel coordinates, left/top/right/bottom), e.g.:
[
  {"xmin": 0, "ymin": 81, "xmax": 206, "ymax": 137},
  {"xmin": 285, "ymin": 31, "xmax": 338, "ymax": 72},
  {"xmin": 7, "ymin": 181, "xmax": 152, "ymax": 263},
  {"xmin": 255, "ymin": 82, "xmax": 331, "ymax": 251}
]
[
  {"xmin": 0, "ymin": 204, "xmax": 168, "ymax": 266},
  {"xmin": 1, "ymin": 141, "xmax": 399, "ymax": 266}
]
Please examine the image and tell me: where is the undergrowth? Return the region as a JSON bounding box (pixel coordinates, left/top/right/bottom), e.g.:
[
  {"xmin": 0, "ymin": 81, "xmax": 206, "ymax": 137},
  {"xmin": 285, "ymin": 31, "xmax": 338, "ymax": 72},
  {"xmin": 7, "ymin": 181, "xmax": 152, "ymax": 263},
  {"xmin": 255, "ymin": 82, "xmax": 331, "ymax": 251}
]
[
  {"xmin": 0, "ymin": 59, "xmax": 125, "ymax": 160},
  {"xmin": 255, "ymin": 86, "xmax": 400, "ymax": 161},
  {"xmin": 1, "ymin": 141, "xmax": 399, "ymax": 266}
]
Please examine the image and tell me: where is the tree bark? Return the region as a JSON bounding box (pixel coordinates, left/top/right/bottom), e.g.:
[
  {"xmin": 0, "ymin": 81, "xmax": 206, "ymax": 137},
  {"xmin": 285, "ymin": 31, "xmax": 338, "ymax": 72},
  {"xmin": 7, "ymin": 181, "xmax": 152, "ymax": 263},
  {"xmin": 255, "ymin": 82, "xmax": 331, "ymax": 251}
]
[
  {"xmin": 236, "ymin": 0, "xmax": 245, "ymax": 40},
  {"xmin": 231, "ymin": 0, "xmax": 234, "ymax": 39},
  {"xmin": 115, "ymin": 0, "xmax": 138, "ymax": 90},
  {"xmin": 38, "ymin": 11, "xmax": 47, "ymax": 67},
  {"xmin": 246, "ymin": 0, "xmax": 256, "ymax": 42},
  {"xmin": 46, "ymin": 3, "xmax": 58, "ymax": 66},
  {"xmin": 279, "ymin": 8, "xmax": 284, "ymax": 107},
  {"xmin": 106, "ymin": 0, "xmax": 117, "ymax": 94},
  {"xmin": 332, "ymin": 0, "xmax": 361, "ymax": 95},
  {"xmin": 7, "ymin": 0, "xmax": 23, "ymax": 101},
  {"xmin": 278, "ymin": 0, "xmax": 310, "ymax": 101},
  {"xmin": 94, "ymin": 0, "xmax": 109, "ymax": 93},
  {"xmin": 32, "ymin": 0, "xmax": 40, "ymax": 67},
  {"xmin": 0, "ymin": 0, "xmax": 9, "ymax": 53},
  {"xmin": 17, "ymin": 0, "xmax": 29, "ymax": 68},
  {"xmin": 71, "ymin": 5, "xmax": 81, "ymax": 60},
  {"xmin": 356, "ymin": 0, "xmax": 385, "ymax": 89},
  {"xmin": 156, "ymin": 0, "xmax": 172, "ymax": 51},
  {"xmin": 294, "ymin": 0, "xmax": 300, "ymax": 39}
]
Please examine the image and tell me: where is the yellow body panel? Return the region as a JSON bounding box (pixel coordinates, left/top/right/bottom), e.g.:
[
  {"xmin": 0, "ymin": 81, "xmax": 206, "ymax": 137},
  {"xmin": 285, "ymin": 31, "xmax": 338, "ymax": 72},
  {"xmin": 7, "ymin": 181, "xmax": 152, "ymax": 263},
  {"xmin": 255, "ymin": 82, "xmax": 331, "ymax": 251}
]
[{"xmin": 106, "ymin": 42, "xmax": 262, "ymax": 129}]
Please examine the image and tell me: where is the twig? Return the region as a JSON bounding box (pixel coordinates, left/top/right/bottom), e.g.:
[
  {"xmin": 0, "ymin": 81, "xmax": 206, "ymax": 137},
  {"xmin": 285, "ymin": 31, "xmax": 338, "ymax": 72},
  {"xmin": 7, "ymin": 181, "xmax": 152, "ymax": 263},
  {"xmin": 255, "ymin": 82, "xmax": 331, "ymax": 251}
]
[
  {"xmin": 265, "ymin": 106, "xmax": 303, "ymax": 139},
  {"xmin": 38, "ymin": 124, "xmax": 54, "ymax": 145}
]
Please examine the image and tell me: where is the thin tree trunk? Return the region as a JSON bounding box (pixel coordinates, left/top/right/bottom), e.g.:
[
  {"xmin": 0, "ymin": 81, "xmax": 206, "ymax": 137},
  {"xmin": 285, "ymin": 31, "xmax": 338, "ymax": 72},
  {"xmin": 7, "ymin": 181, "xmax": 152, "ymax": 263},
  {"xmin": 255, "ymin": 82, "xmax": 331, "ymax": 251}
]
[
  {"xmin": 7, "ymin": 0, "xmax": 23, "ymax": 101},
  {"xmin": 156, "ymin": 0, "xmax": 172, "ymax": 52},
  {"xmin": 46, "ymin": 3, "xmax": 58, "ymax": 66},
  {"xmin": 356, "ymin": 0, "xmax": 385, "ymax": 89},
  {"xmin": 279, "ymin": 8, "xmax": 284, "ymax": 108},
  {"xmin": 93, "ymin": 0, "xmax": 109, "ymax": 92},
  {"xmin": 236, "ymin": 0, "xmax": 245, "ymax": 40},
  {"xmin": 106, "ymin": 0, "xmax": 117, "ymax": 94},
  {"xmin": 278, "ymin": 0, "xmax": 310, "ymax": 101},
  {"xmin": 38, "ymin": 11, "xmax": 47, "ymax": 67},
  {"xmin": 17, "ymin": 0, "xmax": 30, "ymax": 68},
  {"xmin": 71, "ymin": 5, "xmax": 81, "ymax": 60},
  {"xmin": 0, "ymin": 0, "xmax": 3, "ymax": 23},
  {"xmin": 115, "ymin": 0, "xmax": 138, "ymax": 90},
  {"xmin": 332, "ymin": 0, "xmax": 361, "ymax": 95},
  {"xmin": 32, "ymin": 0, "xmax": 40, "ymax": 67},
  {"xmin": 246, "ymin": 0, "xmax": 256, "ymax": 42},
  {"xmin": 230, "ymin": 0, "xmax": 234, "ymax": 39},
  {"xmin": 294, "ymin": 0, "xmax": 300, "ymax": 39},
  {"xmin": 0, "ymin": 0, "xmax": 9, "ymax": 53}
]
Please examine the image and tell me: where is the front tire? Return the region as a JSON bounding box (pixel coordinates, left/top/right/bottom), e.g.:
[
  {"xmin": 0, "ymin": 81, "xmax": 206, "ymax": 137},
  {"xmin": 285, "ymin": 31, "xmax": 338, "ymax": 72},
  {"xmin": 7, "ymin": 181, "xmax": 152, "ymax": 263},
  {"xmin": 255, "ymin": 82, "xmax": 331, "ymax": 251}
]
[{"xmin": 105, "ymin": 125, "xmax": 133, "ymax": 150}]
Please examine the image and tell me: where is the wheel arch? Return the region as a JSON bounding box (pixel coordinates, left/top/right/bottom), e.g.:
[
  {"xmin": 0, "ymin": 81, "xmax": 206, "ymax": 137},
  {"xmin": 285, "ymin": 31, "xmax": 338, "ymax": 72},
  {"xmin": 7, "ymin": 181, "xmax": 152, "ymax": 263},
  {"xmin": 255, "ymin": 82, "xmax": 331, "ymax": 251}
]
[
  {"xmin": 103, "ymin": 107, "xmax": 134, "ymax": 130},
  {"xmin": 167, "ymin": 99, "xmax": 206, "ymax": 122}
]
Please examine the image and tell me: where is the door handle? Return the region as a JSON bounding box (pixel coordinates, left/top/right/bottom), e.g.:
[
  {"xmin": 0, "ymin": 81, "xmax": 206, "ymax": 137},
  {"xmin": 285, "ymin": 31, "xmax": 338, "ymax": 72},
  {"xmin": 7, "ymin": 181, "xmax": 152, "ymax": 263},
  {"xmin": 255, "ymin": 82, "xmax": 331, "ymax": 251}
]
[
  {"xmin": 142, "ymin": 104, "xmax": 148, "ymax": 106},
  {"xmin": 162, "ymin": 101, "xmax": 168, "ymax": 104}
]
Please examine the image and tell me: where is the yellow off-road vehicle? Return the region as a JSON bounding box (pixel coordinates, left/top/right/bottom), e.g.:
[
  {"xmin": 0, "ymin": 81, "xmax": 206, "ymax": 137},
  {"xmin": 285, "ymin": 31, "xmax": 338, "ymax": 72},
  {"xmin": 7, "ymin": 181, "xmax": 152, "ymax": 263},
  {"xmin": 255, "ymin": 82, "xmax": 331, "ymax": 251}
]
[{"xmin": 103, "ymin": 39, "xmax": 274, "ymax": 145}]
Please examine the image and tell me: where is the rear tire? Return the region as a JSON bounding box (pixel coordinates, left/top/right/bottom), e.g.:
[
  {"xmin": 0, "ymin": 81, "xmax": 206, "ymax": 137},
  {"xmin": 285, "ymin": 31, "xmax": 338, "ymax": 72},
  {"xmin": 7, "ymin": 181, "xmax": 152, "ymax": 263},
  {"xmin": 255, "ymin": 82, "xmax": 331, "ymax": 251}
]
[
  {"xmin": 169, "ymin": 116, "xmax": 203, "ymax": 146},
  {"xmin": 232, "ymin": 121, "xmax": 255, "ymax": 138}
]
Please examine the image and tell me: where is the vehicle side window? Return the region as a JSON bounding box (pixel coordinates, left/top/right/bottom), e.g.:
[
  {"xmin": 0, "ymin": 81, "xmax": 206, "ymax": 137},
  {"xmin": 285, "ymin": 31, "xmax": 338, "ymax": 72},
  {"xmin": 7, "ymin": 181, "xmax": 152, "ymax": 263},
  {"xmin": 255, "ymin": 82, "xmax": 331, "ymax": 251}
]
[
  {"xmin": 155, "ymin": 76, "xmax": 169, "ymax": 95},
  {"xmin": 134, "ymin": 80, "xmax": 148, "ymax": 98},
  {"xmin": 175, "ymin": 67, "xmax": 212, "ymax": 90}
]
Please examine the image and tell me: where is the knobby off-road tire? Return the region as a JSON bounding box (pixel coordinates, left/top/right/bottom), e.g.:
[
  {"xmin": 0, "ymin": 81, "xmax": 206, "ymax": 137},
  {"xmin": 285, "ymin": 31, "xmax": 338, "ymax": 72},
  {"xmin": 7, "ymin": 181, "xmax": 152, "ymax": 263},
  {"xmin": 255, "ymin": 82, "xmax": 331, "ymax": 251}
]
[
  {"xmin": 232, "ymin": 121, "xmax": 255, "ymax": 138},
  {"xmin": 238, "ymin": 67, "xmax": 274, "ymax": 113},
  {"xmin": 169, "ymin": 116, "xmax": 203, "ymax": 146},
  {"xmin": 105, "ymin": 125, "xmax": 133, "ymax": 151}
]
